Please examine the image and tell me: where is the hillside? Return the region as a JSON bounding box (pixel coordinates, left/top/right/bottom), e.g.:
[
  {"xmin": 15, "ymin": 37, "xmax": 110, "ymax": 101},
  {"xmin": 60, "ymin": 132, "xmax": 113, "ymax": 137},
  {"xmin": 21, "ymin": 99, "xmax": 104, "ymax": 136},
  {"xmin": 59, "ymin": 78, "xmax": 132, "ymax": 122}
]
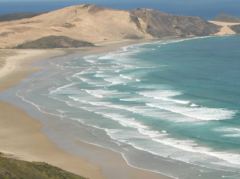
[
  {"xmin": 15, "ymin": 35, "xmax": 94, "ymax": 49},
  {"xmin": 214, "ymin": 13, "xmax": 240, "ymax": 23},
  {"xmin": 231, "ymin": 24, "xmax": 240, "ymax": 33},
  {"xmin": 0, "ymin": 154, "xmax": 86, "ymax": 179},
  {"xmin": 210, "ymin": 21, "xmax": 240, "ymax": 35},
  {"xmin": 130, "ymin": 9, "xmax": 218, "ymax": 38},
  {"xmin": 0, "ymin": 4, "xmax": 220, "ymax": 48}
]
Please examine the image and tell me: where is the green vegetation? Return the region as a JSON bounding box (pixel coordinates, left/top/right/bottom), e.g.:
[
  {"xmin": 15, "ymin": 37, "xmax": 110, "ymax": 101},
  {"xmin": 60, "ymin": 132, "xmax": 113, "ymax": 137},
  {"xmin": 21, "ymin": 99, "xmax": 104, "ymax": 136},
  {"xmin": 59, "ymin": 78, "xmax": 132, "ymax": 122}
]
[
  {"xmin": 15, "ymin": 36, "xmax": 95, "ymax": 49},
  {"xmin": 231, "ymin": 25, "xmax": 240, "ymax": 33},
  {"xmin": 0, "ymin": 154, "xmax": 87, "ymax": 179},
  {"xmin": 214, "ymin": 13, "xmax": 240, "ymax": 23}
]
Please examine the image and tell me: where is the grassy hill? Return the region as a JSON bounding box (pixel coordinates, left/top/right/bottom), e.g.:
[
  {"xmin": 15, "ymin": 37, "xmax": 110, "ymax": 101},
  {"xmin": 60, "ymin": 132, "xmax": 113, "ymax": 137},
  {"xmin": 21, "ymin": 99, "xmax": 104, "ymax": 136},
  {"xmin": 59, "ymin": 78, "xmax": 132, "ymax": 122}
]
[
  {"xmin": 231, "ymin": 25, "xmax": 240, "ymax": 33},
  {"xmin": 214, "ymin": 13, "xmax": 240, "ymax": 23},
  {"xmin": 0, "ymin": 154, "xmax": 87, "ymax": 179}
]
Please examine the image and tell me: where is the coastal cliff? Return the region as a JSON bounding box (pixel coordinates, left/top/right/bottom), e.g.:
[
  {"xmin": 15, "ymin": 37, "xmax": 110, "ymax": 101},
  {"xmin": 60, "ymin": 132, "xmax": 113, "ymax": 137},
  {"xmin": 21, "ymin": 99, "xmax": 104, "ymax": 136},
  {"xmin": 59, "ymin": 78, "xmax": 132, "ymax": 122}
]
[{"xmin": 130, "ymin": 8, "xmax": 218, "ymax": 38}]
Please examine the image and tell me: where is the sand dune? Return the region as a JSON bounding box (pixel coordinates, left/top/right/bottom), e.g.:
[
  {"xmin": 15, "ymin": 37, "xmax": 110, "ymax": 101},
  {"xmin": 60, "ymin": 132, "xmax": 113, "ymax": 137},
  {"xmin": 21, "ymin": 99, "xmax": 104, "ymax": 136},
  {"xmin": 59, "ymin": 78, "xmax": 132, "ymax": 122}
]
[
  {"xmin": 0, "ymin": 4, "xmax": 219, "ymax": 49},
  {"xmin": 0, "ymin": 5, "xmax": 147, "ymax": 48}
]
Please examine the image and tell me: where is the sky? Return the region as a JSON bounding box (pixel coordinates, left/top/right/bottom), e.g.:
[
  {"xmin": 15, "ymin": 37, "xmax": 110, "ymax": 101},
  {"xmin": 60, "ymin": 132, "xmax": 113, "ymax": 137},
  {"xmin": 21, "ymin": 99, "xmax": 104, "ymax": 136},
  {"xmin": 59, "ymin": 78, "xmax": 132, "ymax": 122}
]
[{"xmin": 0, "ymin": 0, "xmax": 239, "ymax": 19}]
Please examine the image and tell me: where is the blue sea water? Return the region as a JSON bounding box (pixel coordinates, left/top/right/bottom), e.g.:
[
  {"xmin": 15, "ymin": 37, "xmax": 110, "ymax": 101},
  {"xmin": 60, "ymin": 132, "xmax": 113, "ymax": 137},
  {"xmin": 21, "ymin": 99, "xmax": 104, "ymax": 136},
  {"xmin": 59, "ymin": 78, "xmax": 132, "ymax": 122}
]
[
  {"xmin": 2, "ymin": 35, "xmax": 240, "ymax": 178},
  {"xmin": 0, "ymin": 0, "xmax": 240, "ymax": 19}
]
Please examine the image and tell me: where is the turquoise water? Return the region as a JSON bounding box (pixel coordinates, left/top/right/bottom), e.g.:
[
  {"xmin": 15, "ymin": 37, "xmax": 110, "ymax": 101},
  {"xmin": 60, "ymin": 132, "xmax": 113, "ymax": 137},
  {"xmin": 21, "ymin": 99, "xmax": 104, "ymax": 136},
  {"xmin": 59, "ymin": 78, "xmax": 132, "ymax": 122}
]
[{"xmin": 6, "ymin": 36, "xmax": 240, "ymax": 178}]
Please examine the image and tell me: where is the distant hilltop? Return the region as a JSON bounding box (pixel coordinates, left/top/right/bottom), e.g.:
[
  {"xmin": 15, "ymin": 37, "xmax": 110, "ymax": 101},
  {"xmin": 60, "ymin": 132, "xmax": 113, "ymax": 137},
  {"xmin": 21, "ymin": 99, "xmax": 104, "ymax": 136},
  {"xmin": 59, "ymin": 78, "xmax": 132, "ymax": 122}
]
[
  {"xmin": 0, "ymin": 4, "xmax": 239, "ymax": 49},
  {"xmin": 214, "ymin": 13, "xmax": 240, "ymax": 23}
]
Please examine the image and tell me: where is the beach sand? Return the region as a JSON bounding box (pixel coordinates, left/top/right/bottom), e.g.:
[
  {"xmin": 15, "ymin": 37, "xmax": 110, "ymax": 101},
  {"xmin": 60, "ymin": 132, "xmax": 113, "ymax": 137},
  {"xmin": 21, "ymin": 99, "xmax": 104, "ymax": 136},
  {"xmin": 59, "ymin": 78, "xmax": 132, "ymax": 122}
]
[
  {"xmin": 0, "ymin": 49, "xmax": 65, "ymax": 91},
  {"xmin": 0, "ymin": 45, "xmax": 170, "ymax": 179}
]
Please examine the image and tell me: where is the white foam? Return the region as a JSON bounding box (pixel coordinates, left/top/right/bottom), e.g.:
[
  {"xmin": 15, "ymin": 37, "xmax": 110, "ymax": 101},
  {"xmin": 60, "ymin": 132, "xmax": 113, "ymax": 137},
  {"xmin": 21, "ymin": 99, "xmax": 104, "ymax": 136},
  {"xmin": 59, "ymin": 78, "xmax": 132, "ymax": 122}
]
[
  {"xmin": 139, "ymin": 90, "xmax": 190, "ymax": 105},
  {"xmin": 83, "ymin": 55, "xmax": 98, "ymax": 63},
  {"xmin": 190, "ymin": 103, "xmax": 199, "ymax": 107},
  {"xmin": 119, "ymin": 98, "xmax": 142, "ymax": 102},
  {"xmin": 147, "ymin": 103, "xmax": 235, "ymax": 121},
  {"xmin": 94, "ymin": 73, "xmax": 109, "ymax": 78},
  {"xmin": 49, "ymin": 83, "xmax": 76, "ymax": 94},
  {"xmin": 70, "ymin": 98, "xmax": 193, "ymax": 123},
  {"xmin": 21, "ymin": 84, "xmax": 240, "ymax": 169},
  {"xmin": 214, "ymin": 127, "xmax": 240, "ymax": 138},
  {"xmin": 16, "ymin": 92, "xmax": 63, "ymax": 118},
  {"xmin": 83, "ymin": 55, "xmax": 97, "ymax": 61},
  {"xmin": 104, "ymin": 124, "xmax": 240, "ymax": 169},
  {"xmin": 120, "ymin": 74, "xmax": 133, "ymax": 80},
  {"xmin": 158, "ymin": 36, "xmax": 214, "ymax": 47},
  {"xmin": 119, "ymin": 74, "xmax": 141, "ymax": 83},
  {"xmin": 98, "ymin": 53, "xmax": 116, "ymax": 60},
  {"xmin": 104, "ymin": 77, "xmax": 127, "ymax": 85},
  {"xmin": 96, "ymin": 112, "xmax": 148, "ymax": 130},
  {"xmin": 78, "ymin": 77, "xmax": 88, "ymax": 82},
  {"xmin": 84, "ymin": 89, "xmax": 122, "ymax": 99}
]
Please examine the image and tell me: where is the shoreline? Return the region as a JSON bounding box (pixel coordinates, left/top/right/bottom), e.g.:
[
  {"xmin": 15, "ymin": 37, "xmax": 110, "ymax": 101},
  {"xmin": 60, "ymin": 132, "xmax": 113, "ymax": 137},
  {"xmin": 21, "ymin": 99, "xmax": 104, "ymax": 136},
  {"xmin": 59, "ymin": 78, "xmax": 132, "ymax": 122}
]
[
  {"xmin": 0, "ymin": 49, "xmax": 105, "ymax": 179},
  {"xmin": 0, "ymin": 49, "xmax": 65, "ymax": 92},
  {"xmin": 0, "ymin": 40, "xmax": 171, "ymax": 179}
]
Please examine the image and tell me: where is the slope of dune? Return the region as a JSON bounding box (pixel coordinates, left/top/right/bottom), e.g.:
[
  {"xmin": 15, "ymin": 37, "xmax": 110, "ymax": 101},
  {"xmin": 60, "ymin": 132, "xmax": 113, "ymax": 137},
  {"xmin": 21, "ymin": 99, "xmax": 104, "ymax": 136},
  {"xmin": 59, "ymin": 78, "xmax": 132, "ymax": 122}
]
[{"xmin": 0, "ymin": 4, "xmax": 220, "ymax": 48}]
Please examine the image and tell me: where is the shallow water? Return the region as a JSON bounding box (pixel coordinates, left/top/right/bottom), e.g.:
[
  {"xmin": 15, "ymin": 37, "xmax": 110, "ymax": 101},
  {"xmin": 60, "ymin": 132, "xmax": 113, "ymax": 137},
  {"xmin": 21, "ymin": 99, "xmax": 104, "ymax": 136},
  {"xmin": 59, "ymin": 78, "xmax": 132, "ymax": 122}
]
[{"xmin": 2, "ymin": 36, "xmax": 240, "ymax": 179}]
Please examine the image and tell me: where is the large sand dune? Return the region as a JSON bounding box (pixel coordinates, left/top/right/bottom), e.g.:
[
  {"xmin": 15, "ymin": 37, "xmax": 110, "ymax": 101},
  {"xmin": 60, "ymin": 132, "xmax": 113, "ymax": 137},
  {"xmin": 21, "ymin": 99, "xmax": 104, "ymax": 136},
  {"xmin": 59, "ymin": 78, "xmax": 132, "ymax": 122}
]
[
  {"xmin": 0, "ymin": 4, "xmax": 220, "ymax": 49},
  {"xmin": 0, "ymin": 5, "xmax": 147, "ymax": 48}
]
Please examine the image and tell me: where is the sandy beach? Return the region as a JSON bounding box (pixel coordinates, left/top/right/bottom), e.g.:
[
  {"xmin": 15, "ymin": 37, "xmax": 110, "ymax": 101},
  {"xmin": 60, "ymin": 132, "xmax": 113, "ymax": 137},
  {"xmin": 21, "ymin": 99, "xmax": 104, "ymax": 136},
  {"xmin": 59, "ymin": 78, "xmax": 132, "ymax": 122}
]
[
  {"xmin": 0, "ymin": 1, "xmax": 239, "ymax": 178},
  {"xmin": 0, "ymin": 45, "xmax": 170, "ymax": 179},
  {"xmin": 0, "ymin": 49, "xmax": 65, "ymax": 91}
]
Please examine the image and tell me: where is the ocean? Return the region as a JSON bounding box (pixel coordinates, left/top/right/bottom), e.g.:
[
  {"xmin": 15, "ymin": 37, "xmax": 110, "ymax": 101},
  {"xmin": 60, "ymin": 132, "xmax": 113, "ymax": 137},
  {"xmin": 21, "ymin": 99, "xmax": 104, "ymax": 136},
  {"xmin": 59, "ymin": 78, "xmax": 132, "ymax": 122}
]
[
  {"xmin": 2, "ymin": 35, "xmax": 240, "ymax": 178},
  {"xmin": 0, "ymin": 0, "xmax": 240, "ymax": 19}
]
